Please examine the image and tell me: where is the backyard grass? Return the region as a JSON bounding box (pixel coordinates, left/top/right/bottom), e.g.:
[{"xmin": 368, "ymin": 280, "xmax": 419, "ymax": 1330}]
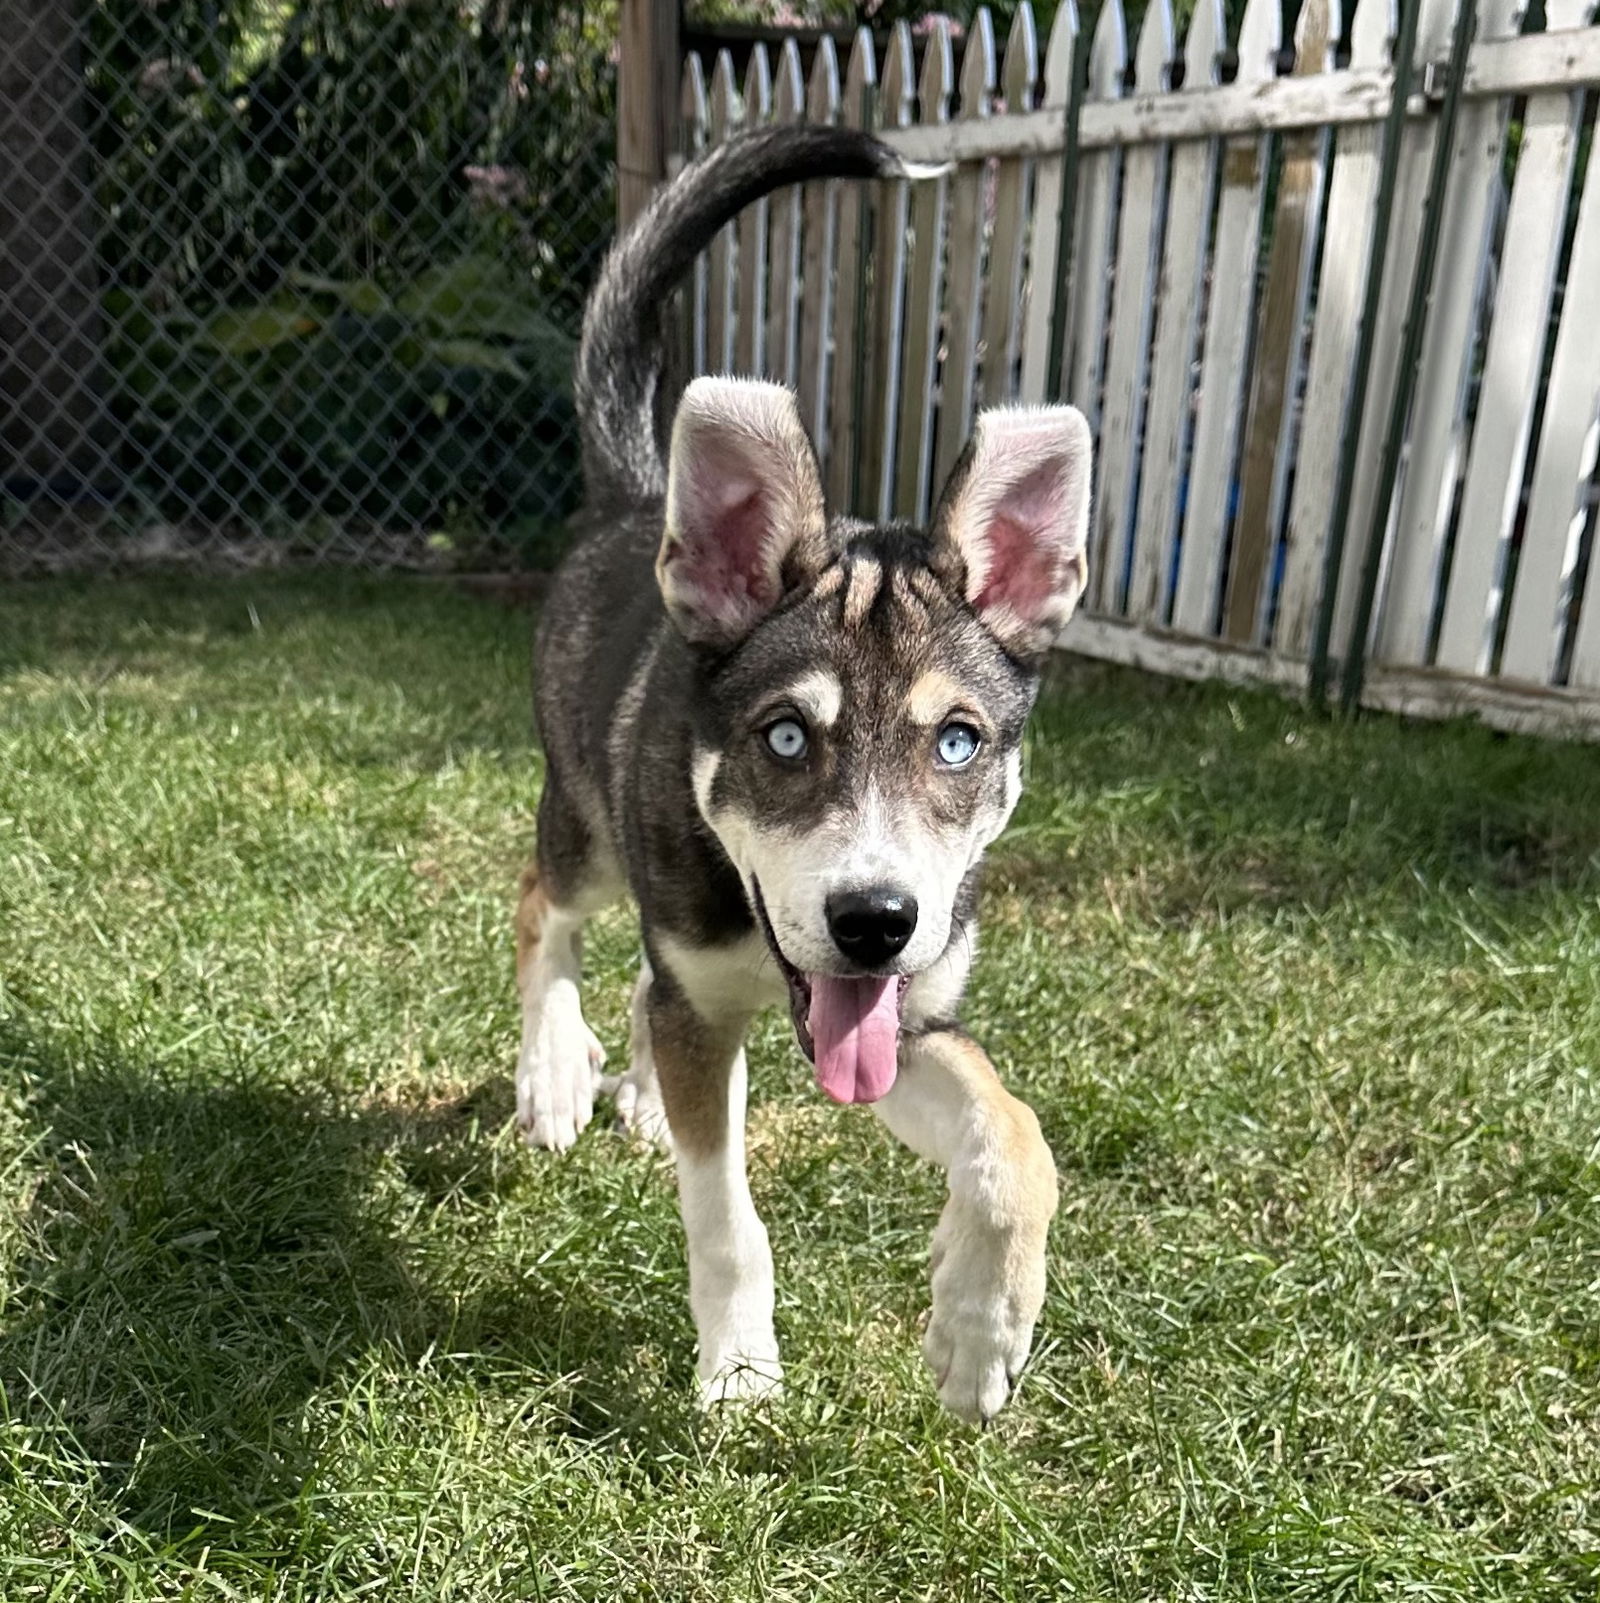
[{"xmin": 1, "ymin": 573, "xmax": 1598, "ymax": 1601}]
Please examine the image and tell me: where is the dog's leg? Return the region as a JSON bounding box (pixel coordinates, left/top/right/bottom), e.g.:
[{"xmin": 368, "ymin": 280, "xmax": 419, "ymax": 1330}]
[
  {"xmin": 649, "ymin": 980, "xmax": 781, "ymax": 1404},
  {"xmin": 515, "ymin": 866, "xmax": 608, "ymax": 1150},
  {"xmin": 874, "ymin": 1029, "xmax": 1057, "ymax": 1424},
  {"xmin": 599, "ymin": 957, "xmax": 672, "ymax": 1150},
  {"xmin": 516, "ymin": 767, "xmax": 619, "ymax": 1150}
]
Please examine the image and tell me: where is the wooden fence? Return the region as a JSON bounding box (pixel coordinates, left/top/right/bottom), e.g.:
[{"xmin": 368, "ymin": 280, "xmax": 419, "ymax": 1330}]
[{"xmin": 670, "ymin": 0, "xmax": 1600, "ymax": 741}]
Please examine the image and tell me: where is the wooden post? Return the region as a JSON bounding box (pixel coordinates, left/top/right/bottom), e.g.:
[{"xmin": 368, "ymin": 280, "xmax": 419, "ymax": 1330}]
[{"xmin": 617, "ymin": 0, "xmax": 682, "ymax": 231}]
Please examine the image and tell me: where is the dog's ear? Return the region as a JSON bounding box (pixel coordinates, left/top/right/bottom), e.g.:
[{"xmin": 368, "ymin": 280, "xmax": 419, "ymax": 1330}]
[
  {"xmin": 658, "ymin": 377, "xmax": 829, "ymax": 647},
  {"xmin": 928, "ymin": 406, "xmax": 1093, "ymax": 659}
]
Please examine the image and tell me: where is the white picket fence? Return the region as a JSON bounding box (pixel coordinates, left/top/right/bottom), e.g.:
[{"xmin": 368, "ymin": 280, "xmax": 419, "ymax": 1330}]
[{"xmin": 674, "ymin": 0, "xmax": 1600, "ymax": 740}]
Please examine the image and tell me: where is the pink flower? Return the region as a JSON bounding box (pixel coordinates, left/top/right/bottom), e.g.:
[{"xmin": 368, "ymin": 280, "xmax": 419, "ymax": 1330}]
[{"xmin": 464, "ymin": 164, "xmax": 530, "ymax": 210}]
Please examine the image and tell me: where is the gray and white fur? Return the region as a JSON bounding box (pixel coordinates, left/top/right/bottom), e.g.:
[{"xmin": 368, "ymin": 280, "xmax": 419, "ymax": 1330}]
[{"xmin": 514, "ymin": 125, "xmax": 1091, "ymax": 1423}]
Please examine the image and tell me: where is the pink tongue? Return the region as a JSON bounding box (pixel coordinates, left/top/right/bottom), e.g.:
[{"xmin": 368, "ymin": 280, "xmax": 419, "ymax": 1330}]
[{"xmin": 807, "ymin": 975, "xmax": 902, "ymax": 1104}]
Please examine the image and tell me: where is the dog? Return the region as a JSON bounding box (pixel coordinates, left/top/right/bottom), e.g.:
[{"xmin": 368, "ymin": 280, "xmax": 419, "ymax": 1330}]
[{"xmin": 514, "ymin": 125, "xmax": 1091, "ymax": 1423}]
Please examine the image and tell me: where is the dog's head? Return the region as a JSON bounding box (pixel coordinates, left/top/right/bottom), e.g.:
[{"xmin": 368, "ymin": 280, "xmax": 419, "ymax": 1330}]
[{"xmin": 661, "ymin": 377, "xmax": 1091, "ymax": 1104}]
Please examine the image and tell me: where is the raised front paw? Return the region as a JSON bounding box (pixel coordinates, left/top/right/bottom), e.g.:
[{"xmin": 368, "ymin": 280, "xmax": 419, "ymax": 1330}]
[{"xmin": 923, "ymin": 1216, "xmax": 1046, "ymax": 1424}]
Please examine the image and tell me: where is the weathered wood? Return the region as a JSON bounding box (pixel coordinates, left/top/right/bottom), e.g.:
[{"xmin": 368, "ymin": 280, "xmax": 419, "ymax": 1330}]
[
  {"xmin": 932, "ymin": 9, "xmax": 997, "ymax": 490},
  {"xmin": 1060, "ymin": 612, "xmax": 1312, "ymax": 692},
  {"xmin": 1433, "ymin": 0, "xmax": 1595, "ymax": 676},
  {"xmin": 1170, "ymin": 0, "xmax": 1279, "ymax": 638},
  {"xmin": 736, "ymin": 45, "xmax": 772, "ymax": 377},
  {"xmin": 1018, "ymin": 0, "xmax": 1080, "ymax": 405},
  {"xmin": 1464, "ymin": 24, "xmax": 1600, "ymax": 97},
  {"xmin": 877, "ymin": 27, "xmax": 1600, "ymax": 164},
  {"xmin": 1064, "ymin": 0, "xmax": 1126, "ymax": 437},
  {"xmin": 1091, "ymin": 0, "xmax": 1172, "ymax": 614},
  {"xmin": 1272, "ymin": 0, "xmax": 1393, "ymax": 658},
  {"xmin": 1505, "ymin": 84, "xmax": 1600, "ymax": 686},
  {"xmin": 1374, "ymin": 0, "xmax": 1525, "ymax": 669},
  {"xmin": 679, "ymin": 55, "xmax": 710, "ymax": 379},
  {"xmin": 618, "ymin": 0, "xmax": 681, "ymax": 228},
  {"xmin": 894, "ymin": 20, "xmax": 954, "ymax": 522},
  {"xmin": 978, "ymin": 3, "xmax": 1039, "ymax": 408},
  {"xmin": 798, "ymin": 38, "xmax": 841, "ymax": 450},
  {"xmin": 825, "ymin": 28, "xmax": 878, "ymax": 511},
  {"xmin": 1359, "ymin": 664, "xmax": 1600, "ymax": 743},
  {"xmin": 1324, "ymin": 0, "xmax": 1464, "ymax": 665},
  {"xmin": 705, "ymin": 50, "xmax": 740, "ymax": 374},
  {"xmin": 860, "ymin": 21, "xmax": 915, "ymax": 521},
  {"xmin": 765, "ymin": 41, "xmax": 805, "ymax": 389},
  {"xmin": 1061, "ymin": 616, "xmax": 1600, "ymax": 744},
  {"xmin": 1127, "ymin": 0, "xmax": 1225, "ymax": 626},
  {"xmin": 1222, "ymin": 0, "xmax": 1337, "ymax": 645}
]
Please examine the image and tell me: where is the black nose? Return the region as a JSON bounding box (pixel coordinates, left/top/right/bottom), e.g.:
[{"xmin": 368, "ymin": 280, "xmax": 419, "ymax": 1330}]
[{"xmin": 825, "ymin": 886, "xmax": 918, "ymax": 967}]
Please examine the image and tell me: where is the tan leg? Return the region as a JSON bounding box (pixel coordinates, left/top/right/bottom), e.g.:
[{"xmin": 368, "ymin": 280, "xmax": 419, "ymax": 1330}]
[
  {"xmin": 873, "ymin": 1028, "xmax": 1058, "ymax": 1423},
  {"xmin": 649, "ymin": 978, "xmax": 781, "ymax": 1404},
  {"xmin": 514, "ymin": 868, "xmax": 607, "ymax": 1151}
]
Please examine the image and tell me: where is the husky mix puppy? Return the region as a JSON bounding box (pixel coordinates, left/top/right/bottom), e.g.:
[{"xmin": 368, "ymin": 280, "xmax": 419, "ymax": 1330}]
[{"xmin": 516, "ymin": 126, "xmax": 1092, "ymax": 1423}]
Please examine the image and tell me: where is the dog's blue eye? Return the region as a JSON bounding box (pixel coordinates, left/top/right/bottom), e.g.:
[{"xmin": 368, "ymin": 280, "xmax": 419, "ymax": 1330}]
[
  {"xmin": 765, "ymin": 718, "xmax": 808, "ymax": 760},
  {"xmin": 937, "ymin": 722, "xmax": 980, "ymax": 767}
]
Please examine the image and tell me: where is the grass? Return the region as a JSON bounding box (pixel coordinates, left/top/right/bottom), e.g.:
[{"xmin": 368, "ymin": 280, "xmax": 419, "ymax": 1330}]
[{"xmin": 0, "ymin": 573, "xmax": 1597, "ymax": 1601}]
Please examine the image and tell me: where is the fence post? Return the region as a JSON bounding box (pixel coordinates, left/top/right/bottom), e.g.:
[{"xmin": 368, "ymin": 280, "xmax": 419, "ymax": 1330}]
[
  {"xmin": 618, "ymin": 0, "xmax": 681, "ymax": 230},
  {"xmin": 0, "ymin": 0, "xmax": 112, "ymax": 485}
]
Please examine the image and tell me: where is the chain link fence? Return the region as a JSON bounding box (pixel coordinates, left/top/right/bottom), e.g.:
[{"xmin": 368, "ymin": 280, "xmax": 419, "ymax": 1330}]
[{"xmin": 1, "ymin": 0, "xmax": 618, "ymax": 576}]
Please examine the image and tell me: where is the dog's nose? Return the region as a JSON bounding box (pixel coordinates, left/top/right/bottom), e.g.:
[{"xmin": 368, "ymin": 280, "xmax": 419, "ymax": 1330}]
[{"xmin": 825, "ymin": 886, "xmax": 918, "ymax": 968}]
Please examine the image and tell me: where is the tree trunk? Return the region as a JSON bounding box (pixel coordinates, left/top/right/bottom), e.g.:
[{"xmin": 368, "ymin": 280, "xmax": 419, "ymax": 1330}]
[{"xmin": 0, "ymin": 0, "xmax": 112, "ymax": 489}]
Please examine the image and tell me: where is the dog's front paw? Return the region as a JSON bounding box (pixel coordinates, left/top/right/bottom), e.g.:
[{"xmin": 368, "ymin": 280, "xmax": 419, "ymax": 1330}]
[
  {"xmin": 923, "ymin": 1213, "xmax": 1045, "ymax": 1425},
  {"xmin": 599, "ymin": 1063, "xmax": 673, "ymax": 1153},
  {"xmin": 516, "ymin": 1007, "xmax": 606, "ymax": 1152}
]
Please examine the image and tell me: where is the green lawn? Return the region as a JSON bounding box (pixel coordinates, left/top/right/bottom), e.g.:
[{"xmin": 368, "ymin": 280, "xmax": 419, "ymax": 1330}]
[{"xmin": 1, "ymin": 574, "xmax": 1597, "ymax": 1601}]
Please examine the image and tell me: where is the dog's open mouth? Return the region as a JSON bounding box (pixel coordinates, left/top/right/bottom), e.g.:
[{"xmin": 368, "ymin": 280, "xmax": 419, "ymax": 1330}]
[{"xmin": 752, "ymin": 879, "xmax": 910, "ymax": 1106}]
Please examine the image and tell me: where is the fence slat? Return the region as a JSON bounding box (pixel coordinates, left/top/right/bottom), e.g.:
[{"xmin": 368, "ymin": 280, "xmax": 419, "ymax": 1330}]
[
  {"xmin": 736, "ymin": 45, "xmax": 772, "ymax": 377},
  {"xmin": 1433, "ymin": 0, "xmax": 1595, "ymax": 676},
  {"xmin": 1372, "ymin": 0, "xmax": 1525, "ymax": 668},
  {"xmin": 933, "ymin": 9, "xmax": 998, "ymax": 491},
  {"xmin": 860, "ymin": 21, "xmax": 914, "ymax": 521},
  {"xmin": 1064, "ymin": 0, "xmax": 1126, "ymax": 430},
  {"xmin": 1222, "ymin": 0, "xmax": 1337, "ymax": 645},
  {"xmin": 680, "ymin": 54, "xmax": 710, "ymax": 378},
  {"xmin": 825, "ymin": 29, "xmax": 877, "ymax": 510},
  {"xmin": 1170, "ymin": 0, "xmax": 1279, "ymax": 638},
  {"xmin": 1127, "ymin": 0, "xmax": 1225, "ymax": 626},
  {"xmin": 894, "ymin": 20, "xmax": 954, "ymax": 521},
  {"xmin": 706, "ymin": 51, "xmax": 740, "ymax": 373},
  {"xmin": 1325, "ymin": 0, "xmax": 1461, "ymax": 662},
  {"xmin": 1019, "ymin": 0, "xmax": 1080, "ymax": 406},
  {"xmin": 978, "ymin": 4, "xmax": 1039, "ymax": 408},
  {"xmin": 1090, "ymin": 0, "xmax": 1173, "ymax": 614},
  {"xmin": 879, "ymin": 28, "xmax": 1600, "ymax": 164},
  {"xmin": 1272, "ymin": 0, "xmax": 1392, "ymax": 656},
  {"xmin": 798, "ymin": 38, "xmax": 841, "ymax": 452},
  {"xmin": 1504, "ymin": 97, "xmax": 1600, "ymax": 685},
  {"xmin": 765, "ymin": 41, "xmax": 805, "ymax": 389}
]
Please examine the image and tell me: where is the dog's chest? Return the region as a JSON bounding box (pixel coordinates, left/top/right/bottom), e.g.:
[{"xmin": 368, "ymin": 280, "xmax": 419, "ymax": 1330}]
[{"xmin": 652, "ymin": 928, "xmax": 787, "ymax": 1019}]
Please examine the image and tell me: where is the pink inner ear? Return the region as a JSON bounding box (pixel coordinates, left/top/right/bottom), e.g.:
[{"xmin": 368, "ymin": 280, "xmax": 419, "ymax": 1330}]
[
  {"xmin": 970, "ymin": 460, "xmax": 1075, "ymax": 622},
  {"xmin": 669, "ymin": 447, "xmax": 783, "ymax": 619}
]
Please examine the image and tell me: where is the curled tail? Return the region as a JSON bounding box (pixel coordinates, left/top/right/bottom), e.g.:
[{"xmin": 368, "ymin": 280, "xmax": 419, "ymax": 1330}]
[{"xmin": 576, "ymin": 125, "xmax": 909, "ymax": 506}]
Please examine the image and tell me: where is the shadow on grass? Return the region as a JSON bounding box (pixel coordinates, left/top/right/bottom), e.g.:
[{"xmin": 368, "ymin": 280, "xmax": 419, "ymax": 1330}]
[{"xmin": 0, "ymin": 1019, "xmax": 671, "ymax": 1539}]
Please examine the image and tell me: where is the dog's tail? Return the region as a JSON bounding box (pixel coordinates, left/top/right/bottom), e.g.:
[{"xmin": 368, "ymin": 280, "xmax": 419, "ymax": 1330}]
[{"xmin": 576, "ymin": 126, "xmax": 911, "ymax": 506}]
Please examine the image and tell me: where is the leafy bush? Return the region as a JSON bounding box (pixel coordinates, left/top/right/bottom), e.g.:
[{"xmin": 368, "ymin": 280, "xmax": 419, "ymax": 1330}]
[
  {"xmin": 106, "ymin": 254, "xmax": 580, "ymax": 537},
  {"xmin": 82, "ymin": 0, "xmax": 616, "ymax": 551}
]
